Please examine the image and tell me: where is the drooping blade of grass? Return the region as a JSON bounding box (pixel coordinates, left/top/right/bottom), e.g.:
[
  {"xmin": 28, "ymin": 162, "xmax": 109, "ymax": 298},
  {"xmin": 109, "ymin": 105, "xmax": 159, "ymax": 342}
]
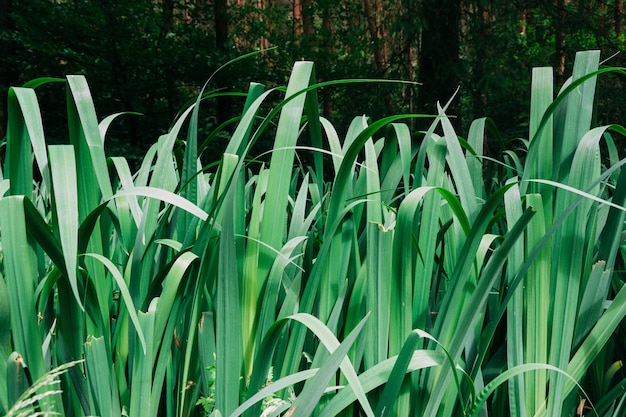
[
  {"xmin": 318, "ymin": 350, "xmax": 445, "ymax": 417},
  {"xmin": 112, "ymin": 186, "xmax": 208, "ymax": 220},
  {"xmin": 468, "ymin": 364, "xmax": 590, "ymax": 417},
  {"xmin": 110, "ymin": 156, "xmax": 142, "ymax": 231},
  {"xmin": 287, "ymin": 313, "xmax": 369, "ymax": 417},
  {"xmin": 231, "ymin": 369, "xmax": 318, "ymax": 417},
  {"xmin": 98, "ymin": 112, "xmax": 141, "ymax": 142},
  {"xmin": 66, "ymin": 75, "xmax": 113, "ymax": 201},
  {"xmin": 291, "ymin": 313, "xmax": 375, "ymax": 417},
  {"xmin": 83, "ymin": 253, "xmax": 146, "ymax": 354},
  {"xmin": 6, "ymin": 87, "xmax": 46, "ymax": 197},
  {"xmin": 49, "ymin": 145, "xmax": 82, "ymax": 309}
]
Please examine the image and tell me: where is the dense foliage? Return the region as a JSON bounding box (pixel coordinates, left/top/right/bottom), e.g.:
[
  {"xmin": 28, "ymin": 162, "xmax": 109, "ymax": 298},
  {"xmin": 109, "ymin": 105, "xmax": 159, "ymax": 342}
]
[
  {"xmin": 3, "ymin": 0, "xmax": 626, "ymax": 149},
  {"xmin": 1, "ymin": 50, "xmax": 626, "ymax": 417}
]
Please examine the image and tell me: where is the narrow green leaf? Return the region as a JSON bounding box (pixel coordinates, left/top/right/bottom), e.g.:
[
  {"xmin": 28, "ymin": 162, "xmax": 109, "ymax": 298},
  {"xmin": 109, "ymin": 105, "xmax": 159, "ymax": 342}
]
[
  {"xmin": 83, "ymin": 253, "xmax": 146, "ymax": 354},
  {"xmin": 288, "ymin": 313, "xmax": 369, "ymax": 417},
  {"xmin": 84, "ymin": 336, "xmax": 121, "ymax": 417},
  {"xmin": 0, "ymin": 197, "xmax": 45, "ymax": 380},
  {"xmin": 318, "ymin": 350, "xmax": 444, "ymax": 417},
  {"xmin": 49, "ymin": 145, "xmax": 82, "ymax": 310}
]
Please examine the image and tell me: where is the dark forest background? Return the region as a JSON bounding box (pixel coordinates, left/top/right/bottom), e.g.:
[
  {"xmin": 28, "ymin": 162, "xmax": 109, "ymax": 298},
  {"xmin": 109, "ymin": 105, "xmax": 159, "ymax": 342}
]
[{"xmin": 1, "ymin": 0, "xmax": 626, "ymax": 161}]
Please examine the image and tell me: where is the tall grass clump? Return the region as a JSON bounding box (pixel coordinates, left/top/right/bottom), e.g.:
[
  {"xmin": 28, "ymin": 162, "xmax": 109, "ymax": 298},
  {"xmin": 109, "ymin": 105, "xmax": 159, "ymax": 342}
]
[{"xmin": 1, "ymin": 50, "xmax": 626, "ymax": 417}]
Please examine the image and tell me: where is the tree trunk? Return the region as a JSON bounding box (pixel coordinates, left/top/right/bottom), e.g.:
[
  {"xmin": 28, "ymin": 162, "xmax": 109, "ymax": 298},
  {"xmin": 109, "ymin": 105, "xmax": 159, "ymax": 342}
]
[
  {"xmin": 417, "ymin": 0, "xmax": 462, "ymax": 120},
  {"xmin": 362, "ymin": 0, "xmax": 388, "ymax": 72},
  {"xmin": 555, "ymin": 0, "xmax": 567, "ymax": 86},
  {"xmin": 293, "ymin": 0, "xmax": 303, "ymax": 37},
  {"xmin": 616, "ymin": 0, "xmax": 623, "ymax": 35},
  {"xmin": 215, "ymin": 0, "xmax": 228, "ymax": 50},
  {"xmin": 321, "ymin": 0, "xmax": 333, "ymax": 118},
  {"xmin": 162, "ymin": 0, "xmax": 178, "ymax": 119},
  {"xmin": 214, "ymin": 0, "xmax": 232, "ymax": 125},
  {"xmin": 0, "ymin": 0, "xmax": 18, "ymax": 138}
]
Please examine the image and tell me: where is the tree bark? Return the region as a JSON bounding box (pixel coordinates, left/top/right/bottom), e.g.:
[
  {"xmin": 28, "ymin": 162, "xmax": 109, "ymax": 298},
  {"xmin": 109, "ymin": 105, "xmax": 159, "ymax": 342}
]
[
  {"xmin": 417, "ymin": 0, "xmax": 462, "ymax": 119},
  {"xmin": 321, "ymin": 0, "xmax": 333, "ymax": 118},
  {"xmin": 0, "ymin": 0, "xmax": 18, "ymax": 138},
  {"xmin": 162, "ymin": 0, "xmax": 178, "ymax": 119},
  {"xmin": 215, "ymin": 0, "xmax": 228, "ymax": 50},
  {"xmin": 362, "ymin": 0, "xmax": 388, "ymax": 72},
  {"xmin": 616, "ymin": 0, "xmax": 623, "ymax": 35},
  {"xmin": 555, "ymin": 0, "xmax": 567, "ymax": 86},
  {"xmin": 293, "ymin": 0, "xmax": 303, "ymax": 37},
  {"xmin": 214, "ymin": 0, "xmax": 232, "ymax": 125}
]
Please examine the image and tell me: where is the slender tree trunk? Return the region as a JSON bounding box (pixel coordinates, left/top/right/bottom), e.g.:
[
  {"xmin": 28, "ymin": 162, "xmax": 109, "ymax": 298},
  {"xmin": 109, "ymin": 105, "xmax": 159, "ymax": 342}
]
[
  {"xmin": 162, "ymin": 0, "xmax": 178, "ymax": 119},
  {"xmin": 363, "ymin": 0, "xmax": 388, "ymax": 72},
  {"xmin": 258, "ymin": 0, "xmax": 269, "ymax": 50},
  {"xmin": 520, "ymin": 8, "xmax": 528, "ymax": 36},
  {"xmin": 417, "ymin": 0, "xmax": 462, "ymax": 120},
  {"xmin": 0, "ymin": 0, "xmax": 17, "ymax": 138},
  {"xmin": 321, "ymin": 0, "xmax": 333, "ymax": 118},
  {"xmin": 215, "ymin": 0, "xmax": 228, "ymax": 49},
  {"xmin": 616, "ymin": 0, "xmax": 623, "ymax": 35},
  {"xmin": 302, "ymin": 0, "xmax": 314, "ymax": 40},
  {"xmin": 293, "ymin": 0, "xmax": 303, "ymax": 37},
  {"xmin": 470, "ymin": 1, "xmax": 491, "ymax": 120},
  {"xmin": 214, "ymin": 0, "xmax": 231, "ymax": 125},
  {"xmin": 555, "ymin": 0, "xmax": 567, "ymax": 86}
]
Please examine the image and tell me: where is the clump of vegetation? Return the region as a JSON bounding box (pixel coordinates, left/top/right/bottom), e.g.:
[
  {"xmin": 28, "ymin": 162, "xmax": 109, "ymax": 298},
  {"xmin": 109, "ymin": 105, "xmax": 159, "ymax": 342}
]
[{"xmin": 1, "ymin": 50, "xmax": 626, "ymax": 417}]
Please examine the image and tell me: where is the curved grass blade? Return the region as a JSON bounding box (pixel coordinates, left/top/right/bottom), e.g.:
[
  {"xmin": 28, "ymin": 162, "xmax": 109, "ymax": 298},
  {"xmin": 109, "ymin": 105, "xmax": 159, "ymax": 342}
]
[
  {"xmin": 287, "ymin": 313, "xmax": 369, "ymax": 417},
  {"xmin": 82, "ymin": 253, "xmax": 146, "ymax": 354},
  {"xmin": 318, "ymin": 350, "xmax": 444, "ymax": 417},
  {"xmin": 468, "ymin": 364, "xmax": 593, "ymax": 417},
  {"xmin": 6, "ymin": 87, "xmax": 47, "ymax": 197}
]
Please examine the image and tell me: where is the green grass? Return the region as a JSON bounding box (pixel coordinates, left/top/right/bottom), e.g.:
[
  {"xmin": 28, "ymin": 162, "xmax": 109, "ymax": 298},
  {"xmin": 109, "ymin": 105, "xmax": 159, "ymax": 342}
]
[{"xmin": 1, "ymin": 50, "xmax": 626, "ymax": 417}]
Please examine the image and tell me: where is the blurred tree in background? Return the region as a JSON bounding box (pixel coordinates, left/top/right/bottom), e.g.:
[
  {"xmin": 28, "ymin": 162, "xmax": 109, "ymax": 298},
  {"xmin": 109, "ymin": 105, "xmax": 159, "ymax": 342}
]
[{"xmin": 1, "ymin": 0, "xmax": 626, "ymax": 159}]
